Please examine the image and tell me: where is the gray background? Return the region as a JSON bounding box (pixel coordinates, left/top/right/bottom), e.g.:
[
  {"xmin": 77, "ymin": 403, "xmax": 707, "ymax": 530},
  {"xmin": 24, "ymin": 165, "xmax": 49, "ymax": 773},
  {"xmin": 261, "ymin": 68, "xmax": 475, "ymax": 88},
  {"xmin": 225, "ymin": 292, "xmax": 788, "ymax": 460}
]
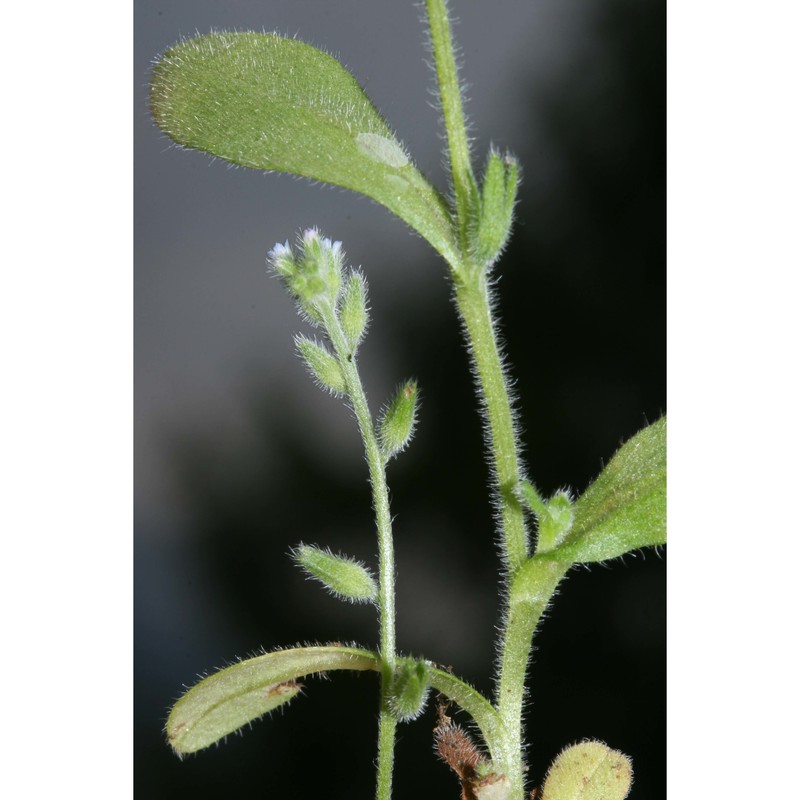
[{"xmin": 135, "ymin": 1, "xmax": 665, "ymax": 797}]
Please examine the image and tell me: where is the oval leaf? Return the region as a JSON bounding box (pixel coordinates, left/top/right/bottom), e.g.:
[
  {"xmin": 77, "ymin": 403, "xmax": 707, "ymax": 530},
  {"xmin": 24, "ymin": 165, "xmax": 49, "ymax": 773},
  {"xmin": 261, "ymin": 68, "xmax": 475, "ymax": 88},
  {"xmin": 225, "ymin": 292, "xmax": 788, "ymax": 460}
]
[
  {"xmin": 552, "ymin": 417, "xmax": 666, "ymax": 563},
  {"xmin": 542, "ymin": 740, "xmax": 632, "ymax": 800},
  {"xmin": 150, "ymin": 32, "xmax": 458, "ymax": 265},
  {"xmin": 167, "ymin": 645, "xmax": 379, "ymax": 755}
]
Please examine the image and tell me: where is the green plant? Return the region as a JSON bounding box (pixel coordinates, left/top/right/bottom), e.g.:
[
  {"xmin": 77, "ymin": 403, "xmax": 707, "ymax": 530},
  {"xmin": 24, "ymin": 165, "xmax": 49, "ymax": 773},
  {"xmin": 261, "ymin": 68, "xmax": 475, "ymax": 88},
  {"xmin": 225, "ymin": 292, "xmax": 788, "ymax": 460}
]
[{"xmin": 149, "ymin": 2, "xmax": 665, "ymax": 799}]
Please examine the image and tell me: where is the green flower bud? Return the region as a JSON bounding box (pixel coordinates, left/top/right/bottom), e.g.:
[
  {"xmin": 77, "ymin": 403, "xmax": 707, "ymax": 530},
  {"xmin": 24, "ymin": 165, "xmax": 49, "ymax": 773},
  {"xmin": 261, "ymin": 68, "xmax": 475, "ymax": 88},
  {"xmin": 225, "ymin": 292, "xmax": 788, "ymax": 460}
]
[
  {"xmin": 378, "ymin": 380, "xmax": 419, "ymax": 462},
  {"xmin": 472, "ymin": 149, "xmax": 519, "ymax": 268},
  {"xmin": 537, "ymin": 490, "xmax": 574, "ymax": 554},
  {"xmin": 292, "ymin": 544, "xmax": 377, "ymax": 604},
  {"xmin": 267, "ymin": 239, "xmax": 295, "ymax": 279},
  {"xmin": 267, "ymin": 228, "xmax": 344, "ymax": 324},
  {"xmin": 295, "ymin": 336, "xmax": 347, "ymax": 396},
  {"xmin": 338, "ymin": 270, "xmax": 369, "ymax": 354},
  {"xmin": 388, "ymin": 658, "xmax": 430, "ymax": 721}
]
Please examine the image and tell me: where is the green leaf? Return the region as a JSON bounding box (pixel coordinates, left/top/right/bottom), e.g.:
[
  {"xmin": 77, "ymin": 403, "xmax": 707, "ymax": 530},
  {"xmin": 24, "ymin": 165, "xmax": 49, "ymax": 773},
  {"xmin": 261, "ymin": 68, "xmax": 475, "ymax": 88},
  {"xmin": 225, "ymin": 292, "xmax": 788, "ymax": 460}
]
[
  {"xmin": 552, "ymin": 417, "xmax": 666, "ymax": 564},
  {"xmin": 150, "ymin": 32, "xmax": 458, "ymax": 266},
  {"xmin": 166, "ymin": 645, "xmax": 380, "ymax": 755},
  {"xmin": 541, "ymin": 740, "xmax": 632, "ymax": 800},
  {"xmin": 293, "ymin": 544, "xmax": 377, "ymax": 603}
]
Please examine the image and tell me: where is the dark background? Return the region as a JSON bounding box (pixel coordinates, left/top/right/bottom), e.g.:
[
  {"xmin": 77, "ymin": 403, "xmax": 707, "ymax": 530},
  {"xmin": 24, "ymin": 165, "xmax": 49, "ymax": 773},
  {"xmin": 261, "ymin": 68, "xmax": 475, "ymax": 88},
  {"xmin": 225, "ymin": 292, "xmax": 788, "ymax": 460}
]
[{"xmin": 135, "ymin": 0, "xmax": 665, "ymax": 797}]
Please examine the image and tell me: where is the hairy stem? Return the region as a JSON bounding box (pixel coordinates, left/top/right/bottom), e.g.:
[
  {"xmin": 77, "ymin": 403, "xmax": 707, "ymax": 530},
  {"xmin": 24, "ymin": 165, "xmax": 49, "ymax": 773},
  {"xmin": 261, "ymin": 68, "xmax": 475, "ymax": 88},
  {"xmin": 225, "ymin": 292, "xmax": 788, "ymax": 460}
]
[
  {"xmin": 322, "ymin": 305, "xmax": 397, "ymax": 800},
  {"xmin": 498, "ymin": 559, "xmax": 569, "ymax": 796},
  {"xmin": 454, "ymin": 271, "xmax": 532, "ymax": 797},
  {"xmin": 428, "ymin": 6, "xmax": 559, "ymax": 798},
  {"xmin": 425, "ymin": 0, "xmax": 478, "ymax": 251},
  {"xmin": 454, "ymin": 273, "xmax": 528, "ymax": 573}
]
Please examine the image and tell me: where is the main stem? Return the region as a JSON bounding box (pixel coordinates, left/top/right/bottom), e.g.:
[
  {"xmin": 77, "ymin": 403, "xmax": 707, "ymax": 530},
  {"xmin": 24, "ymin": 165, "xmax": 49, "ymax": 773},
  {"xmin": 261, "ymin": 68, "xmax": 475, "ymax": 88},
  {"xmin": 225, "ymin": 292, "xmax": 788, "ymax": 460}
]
[
  {"xmin": 322, "ymin": 307, "xmax": 397, "ymax": 800},
  {"xmin": 498, "ymin": 560, "xmax": 569, "ymax": 795},
  {"xmin": 453, "ymin": 272, "xmax": 533, "ymax": 798},
  {"xmin": 426, "ymin": 5, "xmax": 546, "ymax": 798},
  {"xmin": 454, "ymin": 274, "xmax": 528, "ymax": 573}
]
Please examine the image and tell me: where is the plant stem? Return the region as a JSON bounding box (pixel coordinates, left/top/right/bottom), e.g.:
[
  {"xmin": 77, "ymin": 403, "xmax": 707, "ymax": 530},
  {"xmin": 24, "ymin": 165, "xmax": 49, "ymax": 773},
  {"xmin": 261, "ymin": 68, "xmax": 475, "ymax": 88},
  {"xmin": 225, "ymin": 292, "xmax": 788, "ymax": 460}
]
[
  {"xmin": 322, "ymin": 305, "xmax": 397, "ymax": 800},
  {"xmin": 427, "ymin": 6, "xmax": 562, "ymax": 798},
  {"xmin": 425, "ymin": 0, "xmax": 478, "ymax": 251},
  {"xmin": 498, "ymin": 558, "xmax": 569, "ymax": 796},
  {"xmin": 454, "ymin": 271, "xmax": 533, "ymax": 798},
  {"xmin": 454, "ymin": 273, "xmax": 528, "ymax": 573}
]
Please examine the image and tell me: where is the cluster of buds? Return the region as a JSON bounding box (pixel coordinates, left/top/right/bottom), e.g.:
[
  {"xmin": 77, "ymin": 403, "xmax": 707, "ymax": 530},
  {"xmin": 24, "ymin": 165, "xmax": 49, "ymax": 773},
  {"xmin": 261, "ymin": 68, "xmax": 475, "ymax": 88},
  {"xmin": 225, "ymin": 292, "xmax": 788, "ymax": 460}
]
[
  {"xmin": 268, "ymin": 228, "xmax": 344, "ymax": 325},
  {"xmin": 267, "ymin": 231, "xmax": 418, "ymax": 463}
]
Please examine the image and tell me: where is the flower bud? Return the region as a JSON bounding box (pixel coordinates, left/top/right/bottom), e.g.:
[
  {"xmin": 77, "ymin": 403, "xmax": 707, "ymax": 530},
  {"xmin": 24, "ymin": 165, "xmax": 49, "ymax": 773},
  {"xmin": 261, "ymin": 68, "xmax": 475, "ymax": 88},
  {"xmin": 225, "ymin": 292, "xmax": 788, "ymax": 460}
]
[
  {"xmin": 292, "ymin": 544, "xmax": 377, "ymax": 604},
  {"xmin": 338, "ymin": 270, "xmax": 369, "ymax": 354},
  {"xmin": 267, "ymin": 240, "xmax": 294, "ymax": 278},
  {"xmin": 472, "ymin": 149, "xmax": 519, "ymax": 268},
  {"xmin": 388, "ymin": 658, "xmax": 430, "ymax": 721},
  {"xmin": 267, "ymin": 228, "xmax": 344, "ymax": 324},
  {"xmin": 378, "ymin": 380, "xmax": 419, "ymax": 461},
  {"xmin": 295, "ymin": 336, "xmax": 347, "ymax": 396},
  {"xmin": 537, "ymin": 490, "xmax": 574, "ymax": 554}
]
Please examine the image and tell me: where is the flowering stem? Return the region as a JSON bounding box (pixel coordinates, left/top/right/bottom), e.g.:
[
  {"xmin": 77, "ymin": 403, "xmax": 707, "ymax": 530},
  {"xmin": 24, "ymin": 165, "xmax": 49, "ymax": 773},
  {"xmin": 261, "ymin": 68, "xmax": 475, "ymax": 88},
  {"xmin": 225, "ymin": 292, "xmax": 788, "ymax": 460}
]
[{"xmin": 320, "ymin": 303, "xmax": 397, "ymax": 800}]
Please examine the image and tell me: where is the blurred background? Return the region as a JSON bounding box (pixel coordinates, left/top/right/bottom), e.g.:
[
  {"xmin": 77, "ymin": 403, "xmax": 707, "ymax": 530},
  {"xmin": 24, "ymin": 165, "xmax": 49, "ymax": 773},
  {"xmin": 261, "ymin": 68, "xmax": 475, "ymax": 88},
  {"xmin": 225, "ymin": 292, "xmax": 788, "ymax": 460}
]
[{"xmin": 135, "ymin": 0, "xmax": 665, "ymax": 797}]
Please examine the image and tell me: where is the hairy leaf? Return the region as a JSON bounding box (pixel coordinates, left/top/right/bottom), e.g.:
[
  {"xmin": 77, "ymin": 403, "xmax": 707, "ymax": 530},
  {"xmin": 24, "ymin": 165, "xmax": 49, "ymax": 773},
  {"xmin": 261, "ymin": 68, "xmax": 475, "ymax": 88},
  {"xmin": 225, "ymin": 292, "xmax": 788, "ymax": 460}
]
[
  {"xmin": 541, "ymin": 740, "xmax": 632, "ymax": 800},
  {"xmin": 150, "ymin": 32, "xmax": 458, "ymax": 265},
  {"xmin": 552, "ymin": 417, "xmax": 666, "ymax": 563},
  {"xmin": 167, "ymin": 645, "xmax": 379, "ymax": 755}
]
